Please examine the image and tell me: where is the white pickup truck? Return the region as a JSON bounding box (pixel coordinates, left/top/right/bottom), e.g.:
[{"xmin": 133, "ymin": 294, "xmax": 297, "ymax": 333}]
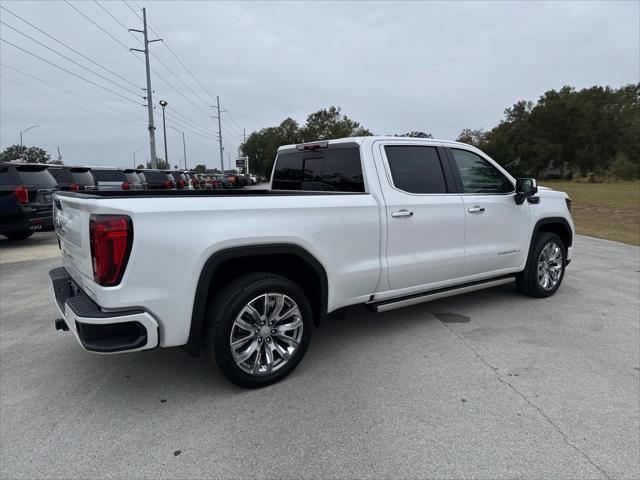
[{"xmin": 50, "ymin": 136, "xmax": 574, "ymax": 387}]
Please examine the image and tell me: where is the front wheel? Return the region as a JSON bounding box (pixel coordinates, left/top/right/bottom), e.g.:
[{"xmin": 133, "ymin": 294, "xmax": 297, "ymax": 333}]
[
  {"xmin": 516, "ymin": 232, "xmax": 566, "ymax": 298},
  {"xmin": 204, "ymin": 273, "xmax": 312, "ymax": 388}
]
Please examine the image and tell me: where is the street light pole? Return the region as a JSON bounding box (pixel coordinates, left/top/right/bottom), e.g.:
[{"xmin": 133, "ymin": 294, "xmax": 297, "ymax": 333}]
[
  {"xmin": 133, "ymin": 147, "xmax": 144, "ymax": 168},
  {"xmin": 159, "ymin": 100, "xmax": 168, "ymax": 166},
  {"xmin": 168, "ymin": 126, "xmax": 187, "ymax": 170},
  {"xmin": 20, "ymin": 125, "xmax": 39, "ymax": 146}
]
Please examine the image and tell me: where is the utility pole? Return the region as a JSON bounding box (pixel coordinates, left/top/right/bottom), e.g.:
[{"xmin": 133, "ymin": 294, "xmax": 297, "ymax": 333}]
[
  {"xmin": 181, "ymin": 131, "xmax": 187, "ymax": 170},
  {"xmin": 243, "ymin": 128, "xmax": 248, "ymax": 175},
  {"xmin": 56, "ymin": 146, "xmax": 62, "ymax": 163},
  {"xmin": 129, "ymin": 8, "xmax": 161, "ymax": 169},
  {"xmin": 159, "ymin": 100, "xmax": 168, "ymax": 166},
  {"xmin": 212, "ymin": 96, "xmax": 225, "ymax": 172}
]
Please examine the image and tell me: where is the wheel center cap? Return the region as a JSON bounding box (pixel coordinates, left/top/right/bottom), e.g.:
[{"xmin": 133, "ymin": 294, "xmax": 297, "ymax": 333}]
[{"xmin": 260, "ymin": 325, "xmax": 271, "ymax": 338}]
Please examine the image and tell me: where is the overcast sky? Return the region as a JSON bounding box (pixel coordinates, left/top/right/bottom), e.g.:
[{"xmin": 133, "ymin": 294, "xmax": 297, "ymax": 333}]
[{"xmin": 1, "ymin": 0, "xmax": 638, "ymax": 169}]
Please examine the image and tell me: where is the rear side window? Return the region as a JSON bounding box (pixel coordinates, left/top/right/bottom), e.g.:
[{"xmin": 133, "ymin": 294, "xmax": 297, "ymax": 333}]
[
  {"xmin": 142, "ymin": 171, "xmax": 167, "ymax": 181},
  {"xmin": 450, "ymin": 149, "xmax": 513, "ymax": 194},
  {"xmin": 272, "ymin": 147, "xmax": 364, "ymax": 192},
  {"xmin": 15, "ymin": 166, "xmax": 57, "ymax": 186},
  {"xmin": 69, "ymin": 169, "xmax": 94, "ymax": 184},
  {"xmin": 92, "ymin": 169, "xmax": 125, "ymax": 182},
  {"xmin": 0, "ymin": 166, "xmax": 18, "ymax": 186},
  {"xmin": 48, "ymin": 168, "xmax": 72, "ymax": 183},
  {"xmin": 384, "ymin": 146, "xmax": 447, "ymax": 194}
]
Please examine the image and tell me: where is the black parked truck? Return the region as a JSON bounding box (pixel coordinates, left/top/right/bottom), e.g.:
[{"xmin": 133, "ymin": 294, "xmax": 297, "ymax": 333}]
[{"xmin": 0, "ymin": 162, "xmax": 58, "ymax": 239}]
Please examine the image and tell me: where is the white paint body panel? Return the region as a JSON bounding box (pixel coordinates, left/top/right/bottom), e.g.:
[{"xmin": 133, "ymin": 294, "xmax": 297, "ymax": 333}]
[{"xmin": 52, "ymin": 136, "xmax": 575, "ymax": 351}]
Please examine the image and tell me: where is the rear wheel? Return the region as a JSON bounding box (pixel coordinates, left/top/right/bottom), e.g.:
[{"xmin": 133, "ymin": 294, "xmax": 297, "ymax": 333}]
[
  {"xmin": 516, "ymin": 232, "xmax": 566, "ymax": 298},
  {"xmin": 204, "ymin": 273, "xmax": 312, "ymax": 388},
  {"xmin": 4, "ymin": 230, "xmax": 34, "ymax": 240}
]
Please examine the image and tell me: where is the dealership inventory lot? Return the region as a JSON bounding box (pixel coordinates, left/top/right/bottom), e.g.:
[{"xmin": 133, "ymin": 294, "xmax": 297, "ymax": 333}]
[{"xmin": 0, "ymin": 234, "xmax": 638, "ymax": 479}]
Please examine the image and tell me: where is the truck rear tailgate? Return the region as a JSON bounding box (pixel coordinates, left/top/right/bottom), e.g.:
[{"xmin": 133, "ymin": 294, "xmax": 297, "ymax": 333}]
[{"xmin": 53, "ymin": 194, "xmax": 95, "ymax": 286}]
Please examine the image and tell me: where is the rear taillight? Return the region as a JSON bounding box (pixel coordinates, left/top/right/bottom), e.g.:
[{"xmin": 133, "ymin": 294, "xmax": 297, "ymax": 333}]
[
  {"xmin": 178, "ymin": 179, "xmax": 186, "ymax": 189},
  {"xmin": 163, "ymin": 180, "xmax": 172, "ymax": 189},
  {"xmin": 565, "ymin": 197, "xmax": 572, "ymax": 212},
  {"xmin": 69, "ymin": 183, "xmax": 80, "ymax": 192},
  {"xmin": 90, "ymin": 215, "xmax": 133, "ymax": 286},
  {"xmin": 122, "ymin": 181, "xmax": 131, "ymax": 190},
  {"xmin": 15, "ymin": 185, "xmax": 28, "ymax": 204}
]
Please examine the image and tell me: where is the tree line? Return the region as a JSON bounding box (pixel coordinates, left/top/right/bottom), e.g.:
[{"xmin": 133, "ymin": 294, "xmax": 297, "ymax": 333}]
[{"xmin": 242, "ymin": 84, "xmax": 639, "ymax": 180}]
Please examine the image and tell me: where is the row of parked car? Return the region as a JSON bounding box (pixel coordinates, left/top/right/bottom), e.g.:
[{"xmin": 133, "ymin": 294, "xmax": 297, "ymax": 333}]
[
  {"xmin": 0, "ymin": 162, "xmax": 261, "ymax": 240},
  {"xmin": 53, "ymin": 166, "xmax": 259, "ymax": 192}
]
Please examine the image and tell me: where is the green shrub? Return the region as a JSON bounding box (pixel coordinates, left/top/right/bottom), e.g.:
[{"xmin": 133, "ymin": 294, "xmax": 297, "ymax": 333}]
[{"xmin": 608, "ymin": 153, "xmax": 639, "ymax": 181}]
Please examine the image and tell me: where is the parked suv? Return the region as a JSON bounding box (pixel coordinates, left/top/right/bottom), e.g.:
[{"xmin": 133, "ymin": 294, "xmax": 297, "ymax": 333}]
[
  {"xmin": 123, "ymin": 169, "xmax": 145, "ymax": 190},
  {"xmin": 47, "ymin": 165, "xmax": 96, "ymax": 192},
  {"xmin": 90, "ymin": 167, "xmax": 131, "ymax": 191},
  {"xmin": 140, "ymin": 169, "xmax": 175, "ymax": 190},
  {"xmin": 1, "ymin": 162, "xmax": 57, "ymax": 239}
]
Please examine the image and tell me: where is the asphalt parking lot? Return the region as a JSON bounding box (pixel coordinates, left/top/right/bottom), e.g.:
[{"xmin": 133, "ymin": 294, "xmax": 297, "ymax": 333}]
[{"xmin": 0, "ymin": 232, "xmax": 638, "ymax": 479}]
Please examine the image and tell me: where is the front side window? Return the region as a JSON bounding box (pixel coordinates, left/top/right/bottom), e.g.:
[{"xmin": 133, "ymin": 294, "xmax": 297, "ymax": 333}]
[
  {"xmin": 450, "ymin": 149, "xmax": 513, "ymax": 194},
  {"xmin": 384, "ymin": 145, "xmax": 447, "ymax": 194},
  {"xmin": 272, "ymin": 147, "xmax": 364, "ymax": 192}
]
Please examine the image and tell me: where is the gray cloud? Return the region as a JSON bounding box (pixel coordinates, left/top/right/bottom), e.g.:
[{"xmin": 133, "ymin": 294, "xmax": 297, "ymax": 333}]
[{"xmin": 1, "ymin": 0, "xmax": 638, "ymax": 169}]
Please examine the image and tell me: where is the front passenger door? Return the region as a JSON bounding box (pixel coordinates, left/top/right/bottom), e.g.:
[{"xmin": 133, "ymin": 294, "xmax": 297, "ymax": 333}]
[{"xmin": 448, "ymin": 148, "xmax": 529, "ymax": 277}]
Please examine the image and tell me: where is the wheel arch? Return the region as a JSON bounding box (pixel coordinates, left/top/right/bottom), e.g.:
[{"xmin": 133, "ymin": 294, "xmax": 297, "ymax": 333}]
[
  {"xmin": 533, "ymin": 217, "xmax": 573, "ymax": 249},
  {"xmin": 522, "ymin": 217, "xmax": 573, "ymax": 274},
  {"xmin": 185, "ymin": 244, "xmax": 328, "ymax": 356}
]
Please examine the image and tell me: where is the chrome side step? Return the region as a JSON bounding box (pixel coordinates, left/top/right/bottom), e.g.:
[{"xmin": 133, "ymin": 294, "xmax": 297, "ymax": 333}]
[{"xmin": 369, "ymin": 275, "xmax": 515, "ymax": 313}]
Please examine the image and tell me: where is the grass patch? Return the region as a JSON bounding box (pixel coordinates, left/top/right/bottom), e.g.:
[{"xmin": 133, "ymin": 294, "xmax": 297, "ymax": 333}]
[{"xmin": 541, "ymin": 181, "xmax": 640, "ymax": 246}]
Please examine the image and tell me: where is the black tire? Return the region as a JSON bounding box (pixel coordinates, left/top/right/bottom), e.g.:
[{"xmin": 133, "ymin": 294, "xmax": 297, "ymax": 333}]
[
  {"xmin": 204, "ymin": 273, "xmax": 312, "ymax": 388},
  {"xmin": 4, "ymin": 230, "xmax": 34, "ymax": 240},
  {"xmin": 516, "ymin": 232, "xmax": 566, "ymax": 298}
]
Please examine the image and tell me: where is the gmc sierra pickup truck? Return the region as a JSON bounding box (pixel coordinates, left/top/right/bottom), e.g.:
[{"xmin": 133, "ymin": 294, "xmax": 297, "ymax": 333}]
[{"xmin": 49, "ymin": 136, "xmax": 574, "ymax": 387}]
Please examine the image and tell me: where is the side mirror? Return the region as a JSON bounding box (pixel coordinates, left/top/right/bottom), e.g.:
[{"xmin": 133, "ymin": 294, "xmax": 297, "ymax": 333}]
[{"xmin": 515, "ymin": 178, "xmax": 538, "ymax": 205}]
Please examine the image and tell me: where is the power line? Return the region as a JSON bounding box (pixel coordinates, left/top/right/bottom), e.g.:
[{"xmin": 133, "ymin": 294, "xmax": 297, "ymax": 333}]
[
  {"xmin": 0, "ymin": 38, "xmax": 142, "ymax": 104},
  {"xmin": 0, "ymin": 5, "xmax": 140, "ymax": 90},
  {"xmin": 123, "ymin": 0, "xmax": 216, "ymax": 105},
  {"xmin": 1, "ymin": 74, "xmax": 146, "ymax": 127},
  {"xmin": 1, "ymin": 63, "xmax": 145, "ymax": 124},
  {"xmin": 0, "ymin": 20, "xmax": 141, "ymax": 99},
  {"xmin": 103, "ymin": 1, "xmax": 214, "ymax": 121},
  {"xmin": 63, "ymin": 0, "xmax": 143, "ymax": 61}
]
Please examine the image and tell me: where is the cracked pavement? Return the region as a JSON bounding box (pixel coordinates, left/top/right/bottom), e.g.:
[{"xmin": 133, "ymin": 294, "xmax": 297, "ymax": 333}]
[{"xmin": 1, "ymin": 233, "xmax": 638, "ymax": 479}]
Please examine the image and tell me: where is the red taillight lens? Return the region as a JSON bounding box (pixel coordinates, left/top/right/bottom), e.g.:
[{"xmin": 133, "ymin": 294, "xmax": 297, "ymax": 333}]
[
  {"xmin": 178, "ymin": 179, "xmax": 186, "ymax": 189},
  {"xmin": 163, "ymin": 180, "xmax": 172, "ymax": 189},
  {"xmin": 122, "ymin": 181, "xmax": 130, "ymax": 190},
  {"xmin": 70, "ymin": 183, "xmax": 80, "ymax": 192},
  {"xmin": 90, "ymin": 215, "xmax": 133, "ymax": 286},
  {"xmin": 15, "ymin": 185, "xmax": 28, "ymax": 204}
]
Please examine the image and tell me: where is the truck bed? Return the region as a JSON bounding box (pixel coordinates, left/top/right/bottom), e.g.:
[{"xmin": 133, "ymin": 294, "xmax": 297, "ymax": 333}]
[{"xmin": 54, "ymin": 189, "xmax": 366, "ymax": 199}]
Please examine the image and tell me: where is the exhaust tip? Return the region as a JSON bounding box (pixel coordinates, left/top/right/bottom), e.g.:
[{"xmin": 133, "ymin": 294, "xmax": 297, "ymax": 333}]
[{"xmin": 54, "ymin": 318, "xmax": 69, "ymax": 331}]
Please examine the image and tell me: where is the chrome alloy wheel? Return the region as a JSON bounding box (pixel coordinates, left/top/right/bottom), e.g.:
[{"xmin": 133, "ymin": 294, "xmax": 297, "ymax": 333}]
[
  {"xmin": 537, "ymin": 241, "xmax": 563, "ymax": 290},
  {"xmin": 229, "ymin": 293, "xmax": 304, "ymax": 376}
]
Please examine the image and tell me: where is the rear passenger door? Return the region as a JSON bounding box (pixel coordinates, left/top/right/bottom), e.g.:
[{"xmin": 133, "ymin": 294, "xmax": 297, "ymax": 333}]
[
  {"xmin": 447, "ymin": 147, "xmax": 529, "ymax": 277},
  {"xmin": 377, "ymin": 142, "xmax": 466, "ymax": 291}
]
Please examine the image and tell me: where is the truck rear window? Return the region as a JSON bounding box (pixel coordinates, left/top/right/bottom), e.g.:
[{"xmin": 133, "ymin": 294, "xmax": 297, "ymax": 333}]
[{"xmin": 272, "ymin": 147, "xmax": 364, "ymax": 192}]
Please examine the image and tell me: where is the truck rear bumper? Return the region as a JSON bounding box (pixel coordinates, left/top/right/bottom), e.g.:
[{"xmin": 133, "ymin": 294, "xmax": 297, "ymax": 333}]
[{"xmin": 49, "ymin": 267, "xmax": 158, "ymax": 353}]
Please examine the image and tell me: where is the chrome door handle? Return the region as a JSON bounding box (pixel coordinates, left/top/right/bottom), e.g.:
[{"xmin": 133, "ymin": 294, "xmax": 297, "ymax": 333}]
[
  {"xmin": 391, "ymin": 209, "xmax": 413, "ymax": 218},
  {"xmin": 468, "ymin": 206, "xmax": 485, "ymax": 213}
]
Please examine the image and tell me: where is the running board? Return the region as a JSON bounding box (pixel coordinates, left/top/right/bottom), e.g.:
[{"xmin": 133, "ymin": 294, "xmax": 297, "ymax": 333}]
[{"xmin": 368, "ymin": 275, "xmax": 516, "ymax": 313}]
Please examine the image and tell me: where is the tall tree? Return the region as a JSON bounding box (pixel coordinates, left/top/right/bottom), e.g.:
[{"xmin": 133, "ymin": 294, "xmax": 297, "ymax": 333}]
[
  {"xmin": 396, "ymin": 131, "xmax": 433, "ymax": 138},
  {"xmin": 299, "ymin": 106, "xmax": 372, "ymax": 141},
  {"xmin": 0, "ymin": 145, "xmax": 51, "ymax": 163},
  {"xmin": 456, "ymin": 129, "xmax": 487, "ymax": 147}
]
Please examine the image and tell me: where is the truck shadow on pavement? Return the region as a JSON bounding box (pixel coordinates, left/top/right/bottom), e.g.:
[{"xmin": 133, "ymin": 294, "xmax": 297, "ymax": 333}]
[{"xmin": 67, "ymin": 284, "xmax": 523, "ymax": 400}]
